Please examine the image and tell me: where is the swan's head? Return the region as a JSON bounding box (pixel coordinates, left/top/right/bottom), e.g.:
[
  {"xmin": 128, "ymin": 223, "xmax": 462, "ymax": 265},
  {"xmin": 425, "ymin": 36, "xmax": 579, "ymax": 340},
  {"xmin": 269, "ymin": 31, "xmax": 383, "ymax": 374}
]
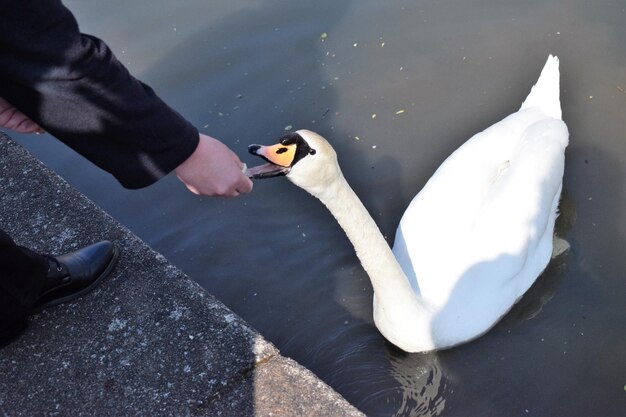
[{"xmin": 247, "ymin": 129, "xmax": 341, "ymax": 192}]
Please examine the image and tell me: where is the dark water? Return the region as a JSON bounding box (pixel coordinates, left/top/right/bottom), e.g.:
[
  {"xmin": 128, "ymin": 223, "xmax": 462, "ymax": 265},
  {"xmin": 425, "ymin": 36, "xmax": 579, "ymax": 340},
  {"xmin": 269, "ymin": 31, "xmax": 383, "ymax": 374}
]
[{"xmin": 11, "ymin": 0, "xmax": 626, "ymax": 415}]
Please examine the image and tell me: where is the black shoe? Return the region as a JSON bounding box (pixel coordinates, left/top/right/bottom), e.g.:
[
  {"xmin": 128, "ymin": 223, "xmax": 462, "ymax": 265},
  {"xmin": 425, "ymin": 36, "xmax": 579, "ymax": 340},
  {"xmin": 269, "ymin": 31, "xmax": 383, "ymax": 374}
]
[
  {"xmin": 32, "ymin": 241, "xmax": 119, "ymax": 313},
  {"xmin": 0, "ymin": 316, "xmax": 27, "ymax": 349}
]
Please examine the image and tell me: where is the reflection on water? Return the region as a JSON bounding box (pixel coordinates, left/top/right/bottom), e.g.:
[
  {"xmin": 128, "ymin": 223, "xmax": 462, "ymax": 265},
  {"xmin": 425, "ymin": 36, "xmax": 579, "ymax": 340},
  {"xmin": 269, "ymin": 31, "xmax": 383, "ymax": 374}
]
[
  {"xmin": 333, "ymin": 266, "xmax": 446, "ymax": 416},
  {"xmin": 389, "ymin": 350, "xmax": 446, "ymax": 417},
  {"xmin": 11, "ymin": 0, "xmax": 626, "ymax": 415}
]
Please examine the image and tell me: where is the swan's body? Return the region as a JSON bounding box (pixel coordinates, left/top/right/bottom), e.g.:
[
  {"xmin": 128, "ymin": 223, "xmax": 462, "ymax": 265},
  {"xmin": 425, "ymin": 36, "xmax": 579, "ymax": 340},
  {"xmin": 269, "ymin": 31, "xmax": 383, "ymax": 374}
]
[{"xmin": 248, "ymin": 55, "xmax": 568, "ymax": 352}]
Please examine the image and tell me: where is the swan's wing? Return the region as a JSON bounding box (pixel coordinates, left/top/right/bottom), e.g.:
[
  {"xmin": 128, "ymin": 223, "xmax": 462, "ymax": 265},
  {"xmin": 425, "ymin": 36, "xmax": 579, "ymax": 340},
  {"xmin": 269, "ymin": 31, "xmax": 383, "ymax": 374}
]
[{"xmin": 393, "ymin": 109, "xmax": 568, "ymax": 319}]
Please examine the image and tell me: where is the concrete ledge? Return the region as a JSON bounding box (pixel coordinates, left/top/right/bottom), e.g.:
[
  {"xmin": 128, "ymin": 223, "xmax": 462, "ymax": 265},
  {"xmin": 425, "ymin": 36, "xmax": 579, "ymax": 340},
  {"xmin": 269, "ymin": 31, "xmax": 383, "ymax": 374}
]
[{"xmin": 0, "ymin": 132, "xmax": 363, "ymax": 416}]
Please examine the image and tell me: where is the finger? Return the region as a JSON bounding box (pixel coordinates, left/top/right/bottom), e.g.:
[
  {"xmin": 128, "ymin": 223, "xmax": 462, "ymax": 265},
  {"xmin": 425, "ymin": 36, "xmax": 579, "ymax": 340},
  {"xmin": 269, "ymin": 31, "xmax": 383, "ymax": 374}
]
[
  {"xmin": 5, "ymin": 113, "xmax": 23, "ymax": 130},
  {"xmin": 235, "ymin": 174, "xmax": 254, "ymax": 194},
  {"xmin": 15, "ymin": 119, "xmax": 41, "ymax": 133},
  {"xmin": 229, "ymin": 150, "xmax": 248, "ymax": 169},
  {"xmin": 228, "ymin": 154, "xmax": 253, "ymax": 194},
  {"xmin": 0, "ymin": 108, "xmax": 19, "ymax": 129},
  {"xmin": 1, "ymin": 109, "xmax": 39, "ymax": 133},
  {"xmin": 224, "ymin": 188, "xmax": 240, "ymax": 198}
]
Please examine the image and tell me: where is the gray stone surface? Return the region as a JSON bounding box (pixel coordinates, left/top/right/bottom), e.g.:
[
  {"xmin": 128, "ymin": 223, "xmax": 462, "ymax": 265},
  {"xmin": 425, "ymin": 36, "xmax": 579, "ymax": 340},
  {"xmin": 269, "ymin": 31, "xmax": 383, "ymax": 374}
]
[{"xmin": 0, "ymin": 133, "xmax": 363, "ymax": 417}]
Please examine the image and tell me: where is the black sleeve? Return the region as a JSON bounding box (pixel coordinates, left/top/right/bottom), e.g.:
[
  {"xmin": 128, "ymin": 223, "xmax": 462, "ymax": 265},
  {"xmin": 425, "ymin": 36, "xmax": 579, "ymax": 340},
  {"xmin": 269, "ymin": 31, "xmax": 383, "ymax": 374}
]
[{"xmin": 0, "ymin": 0, "xmax": 199, "ymax": 189}]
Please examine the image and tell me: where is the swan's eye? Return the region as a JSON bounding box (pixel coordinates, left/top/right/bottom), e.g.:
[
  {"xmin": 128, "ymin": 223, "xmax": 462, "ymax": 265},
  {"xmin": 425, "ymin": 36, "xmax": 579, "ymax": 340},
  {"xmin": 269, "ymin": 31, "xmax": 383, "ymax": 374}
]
[
  {"xmin": 275, "ymin": 132, "xmax": 314, "ymax": 166},
  {"xmin": 280, "ymin": 132, "xmax": 300, "ymax": 146}
]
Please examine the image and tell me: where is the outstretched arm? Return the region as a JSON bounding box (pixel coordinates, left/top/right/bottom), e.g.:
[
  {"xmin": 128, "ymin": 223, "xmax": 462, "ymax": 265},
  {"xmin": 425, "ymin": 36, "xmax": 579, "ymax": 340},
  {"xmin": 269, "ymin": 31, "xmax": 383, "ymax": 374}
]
[{"xmin": 0, "ymin": 0, "xmax": 250, "ymax": 197}]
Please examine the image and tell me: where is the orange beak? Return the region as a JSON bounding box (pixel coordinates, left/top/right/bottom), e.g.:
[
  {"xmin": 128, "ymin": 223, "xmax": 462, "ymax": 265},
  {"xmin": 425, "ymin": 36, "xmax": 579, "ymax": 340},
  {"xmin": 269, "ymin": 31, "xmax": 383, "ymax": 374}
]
[{"xmin": 246, "ymin": 143, "xmax": 296, "ymax": 179}]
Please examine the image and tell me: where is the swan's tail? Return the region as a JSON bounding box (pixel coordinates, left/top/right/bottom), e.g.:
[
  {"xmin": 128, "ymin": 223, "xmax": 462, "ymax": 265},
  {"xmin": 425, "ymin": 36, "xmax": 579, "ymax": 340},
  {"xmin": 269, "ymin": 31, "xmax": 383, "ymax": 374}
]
[{"xmin": 520, "ymin": 55, "xmax": 562, "ymax": 120}]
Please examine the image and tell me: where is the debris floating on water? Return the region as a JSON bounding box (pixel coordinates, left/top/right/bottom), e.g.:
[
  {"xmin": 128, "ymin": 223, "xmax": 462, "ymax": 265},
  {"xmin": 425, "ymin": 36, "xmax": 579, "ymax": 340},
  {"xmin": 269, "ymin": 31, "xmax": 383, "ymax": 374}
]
[
  {"xmin": 395, "ymin": 109, "xmax": 405, "ymax": 115},
  {"xmin": 371, "ymin": 113, "xmax": 377, "ymax": 119},
  {"xmin": 284, "ymin": 125, "xmax": 293, "ymax": 131}
]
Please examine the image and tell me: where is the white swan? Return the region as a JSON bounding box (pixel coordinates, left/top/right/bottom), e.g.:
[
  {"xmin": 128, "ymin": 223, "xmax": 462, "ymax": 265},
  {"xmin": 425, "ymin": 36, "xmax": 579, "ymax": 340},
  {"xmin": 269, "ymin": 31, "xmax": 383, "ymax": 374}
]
[{"xmin": 247, "ymin": 55, "xmax": 569, "ymax": 353}]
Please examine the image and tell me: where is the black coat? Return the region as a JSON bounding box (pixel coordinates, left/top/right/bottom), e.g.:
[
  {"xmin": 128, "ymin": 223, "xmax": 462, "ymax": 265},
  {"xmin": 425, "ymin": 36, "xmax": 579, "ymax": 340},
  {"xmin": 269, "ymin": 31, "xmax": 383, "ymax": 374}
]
[{"xmin": 0, "ymin": 0, "xmax": 198, "ymax": 188}]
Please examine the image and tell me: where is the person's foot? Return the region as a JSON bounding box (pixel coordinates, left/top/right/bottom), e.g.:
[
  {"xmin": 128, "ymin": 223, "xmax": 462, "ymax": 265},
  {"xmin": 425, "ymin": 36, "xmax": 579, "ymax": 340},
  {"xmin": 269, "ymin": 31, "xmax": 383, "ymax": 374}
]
[
  {"xmin": 0, "ymin": 316, "xmax": 27, "ymax": 349},
  {"xmin": 32, "ymin": 241, "xmax": 119, "ymax": 313},
  {"xmin": 0, "ymin": 96, "xmax": 44, "ymax": 133}
]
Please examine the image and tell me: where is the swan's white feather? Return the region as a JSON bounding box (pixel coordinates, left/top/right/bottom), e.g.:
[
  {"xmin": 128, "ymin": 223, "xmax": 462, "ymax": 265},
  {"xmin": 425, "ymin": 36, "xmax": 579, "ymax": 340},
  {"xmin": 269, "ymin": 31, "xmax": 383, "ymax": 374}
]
[
  {"xmin": 282, "ymin": 55, "xmax": 568, "ymax": 352},
  {"xmin": 393, "ymin": 56, "xmax": 568, "ymax": 348},
  {"xmin": 520, "ymin": 55, "xmax": 562, "ymax": 119}
]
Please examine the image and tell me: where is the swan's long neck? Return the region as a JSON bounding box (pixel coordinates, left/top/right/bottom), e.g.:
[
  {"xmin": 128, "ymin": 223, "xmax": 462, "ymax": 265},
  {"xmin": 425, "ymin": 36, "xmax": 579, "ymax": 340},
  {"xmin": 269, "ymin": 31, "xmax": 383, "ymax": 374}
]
[{"xmin": 311, "ymin": 173, "xmax": 416, "ymax": 303}]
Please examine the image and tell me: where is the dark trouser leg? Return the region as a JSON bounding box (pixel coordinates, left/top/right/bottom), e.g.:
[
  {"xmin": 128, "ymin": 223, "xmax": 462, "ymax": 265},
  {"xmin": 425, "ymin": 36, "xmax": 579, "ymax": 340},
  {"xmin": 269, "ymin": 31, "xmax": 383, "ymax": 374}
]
[{"xmin": 0, "ymin": 229, "xmax": 47, "ymax": 345}]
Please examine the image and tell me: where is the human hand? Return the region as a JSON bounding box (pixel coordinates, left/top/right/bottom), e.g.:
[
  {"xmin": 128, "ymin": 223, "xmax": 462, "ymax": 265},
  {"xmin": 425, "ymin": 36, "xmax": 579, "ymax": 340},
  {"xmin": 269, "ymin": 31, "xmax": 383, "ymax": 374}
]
[
  {"xmin": 0, "ymin": 97, "xmax": 44, "ymax": 133},
  {"xmin": 175, "ymin": 133, "xmax": 253, "ymax": 197}
]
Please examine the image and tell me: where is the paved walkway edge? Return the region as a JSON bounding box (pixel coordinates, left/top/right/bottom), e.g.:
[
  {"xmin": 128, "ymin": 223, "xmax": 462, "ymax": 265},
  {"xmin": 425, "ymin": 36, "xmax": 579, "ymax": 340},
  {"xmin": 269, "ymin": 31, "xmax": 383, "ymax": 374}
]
[{"xmin": 0, "ymin": 132, "xmax": 363, "ymax": 417}]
